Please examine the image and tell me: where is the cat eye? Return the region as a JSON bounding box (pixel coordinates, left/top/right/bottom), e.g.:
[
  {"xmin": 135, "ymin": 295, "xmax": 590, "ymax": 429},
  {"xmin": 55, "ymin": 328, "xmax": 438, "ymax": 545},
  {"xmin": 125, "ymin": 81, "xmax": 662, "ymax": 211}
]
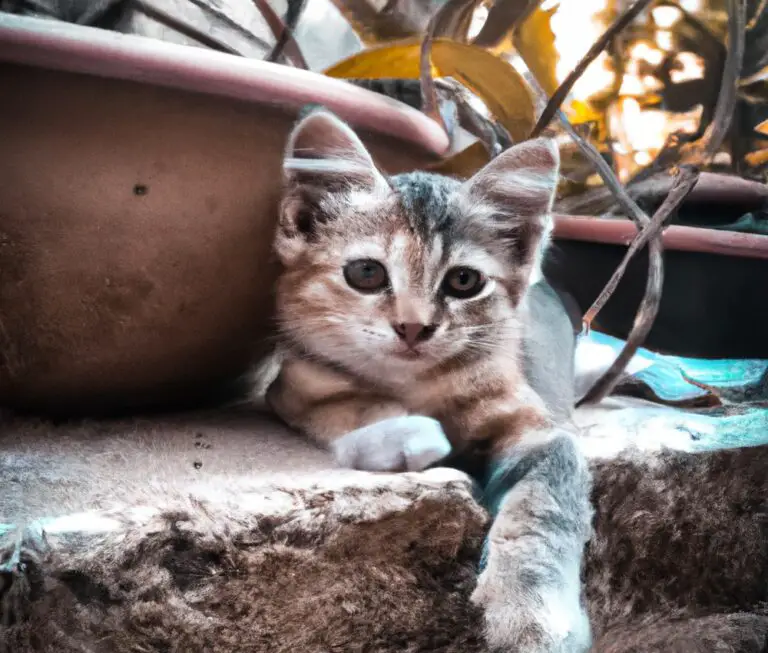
[
  {"xmin": 344, "ymin": 259, "xmax": 389, "ymax": 293},
  {"xmin": 442, "ymin": 267, "xmax": 485, "ymax": 299}
]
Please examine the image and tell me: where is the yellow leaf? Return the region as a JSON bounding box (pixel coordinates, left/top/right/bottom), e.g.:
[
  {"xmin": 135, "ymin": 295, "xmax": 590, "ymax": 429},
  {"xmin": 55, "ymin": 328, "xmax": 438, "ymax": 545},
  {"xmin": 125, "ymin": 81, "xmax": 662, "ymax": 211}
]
[
  {"xmin": 755, "ymin": 119, "xmax": 768, "ymax": 137},
  {"xmin": 512, "ymin": 7, "xmax": 559, "ymax": 97},
  {"xmin": 427, "ymin": 141, "xmax": 491, "ymax": 176},
  {"xmin": 324, "ymin": 38, "xmax": 430, "ymax": 78},
  {"xmin": 744, "ymin": 148, "xmax": 768, "ymax": 168},
  {"xmin": 565, "ymin": 99, "xmax": 602, "ymax": 125},
  {"xmin": 325, "ymin": 38, "xmax": 536, "ymax": 142}
]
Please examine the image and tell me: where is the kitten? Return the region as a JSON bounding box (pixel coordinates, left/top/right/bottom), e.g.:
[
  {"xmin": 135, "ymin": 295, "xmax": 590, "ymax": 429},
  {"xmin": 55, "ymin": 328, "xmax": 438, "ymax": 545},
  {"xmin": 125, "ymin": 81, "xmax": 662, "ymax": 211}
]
[{"xmin": 265, "ymin": 107, "xmax": 593, "ymax": 653}]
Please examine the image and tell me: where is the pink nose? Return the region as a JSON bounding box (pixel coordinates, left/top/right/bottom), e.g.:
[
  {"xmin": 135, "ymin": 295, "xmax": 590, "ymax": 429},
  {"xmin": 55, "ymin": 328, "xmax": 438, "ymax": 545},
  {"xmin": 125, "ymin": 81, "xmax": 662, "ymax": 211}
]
[{"xmin": 392, "ymin": 322, "xmax": 437, "ymax": 347}]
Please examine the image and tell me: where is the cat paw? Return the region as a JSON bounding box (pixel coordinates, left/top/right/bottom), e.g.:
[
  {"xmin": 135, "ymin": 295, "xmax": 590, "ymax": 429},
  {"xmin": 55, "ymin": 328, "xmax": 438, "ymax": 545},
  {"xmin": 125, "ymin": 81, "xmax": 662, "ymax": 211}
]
[
  {"xmin": 331, "ymin": 415, "xmax": 452, "ymax": 472},
  {"xmin": 472, "ymin": 572, "xmax": 590, "ymax": 653}
]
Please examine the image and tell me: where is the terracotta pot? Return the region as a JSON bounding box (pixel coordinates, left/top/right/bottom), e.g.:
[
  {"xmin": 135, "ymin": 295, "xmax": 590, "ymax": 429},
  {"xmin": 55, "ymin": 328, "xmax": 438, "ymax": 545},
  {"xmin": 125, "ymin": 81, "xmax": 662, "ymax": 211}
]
[{"xmin": 0, "ymin": 15, "xmax": 448, "ymax": 414}]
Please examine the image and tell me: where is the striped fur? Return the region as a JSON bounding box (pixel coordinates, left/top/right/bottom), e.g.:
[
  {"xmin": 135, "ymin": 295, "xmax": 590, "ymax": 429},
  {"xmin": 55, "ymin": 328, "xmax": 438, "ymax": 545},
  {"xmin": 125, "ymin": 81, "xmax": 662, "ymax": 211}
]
[{"xmin": 265, "ymin": 108, "xmax": 592, "ymax": 652}]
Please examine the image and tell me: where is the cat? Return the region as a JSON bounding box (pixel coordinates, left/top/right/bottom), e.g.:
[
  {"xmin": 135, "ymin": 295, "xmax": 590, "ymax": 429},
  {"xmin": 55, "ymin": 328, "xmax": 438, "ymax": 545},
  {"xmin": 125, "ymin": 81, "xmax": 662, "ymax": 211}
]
[{"xmin": 265, "ymin": 107, "xmax": 593, "ymax": 653}]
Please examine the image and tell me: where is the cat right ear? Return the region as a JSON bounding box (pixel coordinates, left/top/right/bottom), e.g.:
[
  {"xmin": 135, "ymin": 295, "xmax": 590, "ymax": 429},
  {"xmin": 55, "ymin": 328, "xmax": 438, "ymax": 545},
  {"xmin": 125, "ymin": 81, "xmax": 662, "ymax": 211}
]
[{"xmin": 276, "ymin": 108, "xmax": 389, "ymax": 265}]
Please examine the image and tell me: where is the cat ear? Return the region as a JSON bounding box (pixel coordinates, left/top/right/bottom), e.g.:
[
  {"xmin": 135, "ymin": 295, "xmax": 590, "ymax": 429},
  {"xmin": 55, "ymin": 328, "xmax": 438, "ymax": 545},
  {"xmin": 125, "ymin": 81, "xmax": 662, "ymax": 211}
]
[
  {"xmin": 457, "ymin": 137, "xmax": 560, "ymax": 279},
  {"xmin": 283, "ymin": 107, "xmax": 388, "ymax": 190},
  {"xmin": 276, "ymin": 108, "xmax": 390, "ymax": 265}
]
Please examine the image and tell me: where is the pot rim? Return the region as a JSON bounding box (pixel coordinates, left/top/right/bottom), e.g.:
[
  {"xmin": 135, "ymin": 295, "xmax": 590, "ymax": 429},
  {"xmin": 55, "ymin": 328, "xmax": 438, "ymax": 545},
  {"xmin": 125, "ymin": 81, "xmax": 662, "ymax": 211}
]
[
  {"xmin": 554, "ymin": 214, "xmax": 768, "ymax": 260},
  {"xmin": 0, "ymin": 13, "xmax": 450, "ymax": 158}
]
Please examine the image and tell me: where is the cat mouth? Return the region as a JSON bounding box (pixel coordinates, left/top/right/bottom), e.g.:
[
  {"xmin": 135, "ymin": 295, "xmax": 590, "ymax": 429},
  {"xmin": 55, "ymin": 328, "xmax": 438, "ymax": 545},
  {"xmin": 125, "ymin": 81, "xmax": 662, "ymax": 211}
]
[{"xmin": 395, "ymin": 348, "xmax": 424, "ymax": 360}]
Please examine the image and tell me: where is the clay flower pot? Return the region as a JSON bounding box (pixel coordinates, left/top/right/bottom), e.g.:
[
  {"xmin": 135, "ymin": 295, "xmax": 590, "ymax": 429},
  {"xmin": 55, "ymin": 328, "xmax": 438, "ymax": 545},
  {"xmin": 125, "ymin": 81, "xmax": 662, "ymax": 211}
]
[{"xmin": 0, "ymin": 14, "xmax": 449, "ymax": 415}]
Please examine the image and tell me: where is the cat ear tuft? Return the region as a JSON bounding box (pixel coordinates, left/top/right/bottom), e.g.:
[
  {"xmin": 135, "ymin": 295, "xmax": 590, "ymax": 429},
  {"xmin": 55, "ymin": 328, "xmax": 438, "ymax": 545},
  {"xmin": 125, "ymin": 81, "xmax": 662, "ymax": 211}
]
[
  {"xmin": 283, "ymin": 108, "xmax": 389, "ymax": 192},
  {"xmin": 460, "ymin": 137, "xmax": 560, "ymax": 220}
]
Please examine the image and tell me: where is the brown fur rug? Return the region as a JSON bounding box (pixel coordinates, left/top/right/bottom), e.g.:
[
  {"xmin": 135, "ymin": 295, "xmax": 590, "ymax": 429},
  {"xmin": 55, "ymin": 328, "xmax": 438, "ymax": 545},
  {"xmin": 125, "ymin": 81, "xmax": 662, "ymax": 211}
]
[{"xmin": 1, "ymin": 411, "xmax": 767, "ymax": 652}]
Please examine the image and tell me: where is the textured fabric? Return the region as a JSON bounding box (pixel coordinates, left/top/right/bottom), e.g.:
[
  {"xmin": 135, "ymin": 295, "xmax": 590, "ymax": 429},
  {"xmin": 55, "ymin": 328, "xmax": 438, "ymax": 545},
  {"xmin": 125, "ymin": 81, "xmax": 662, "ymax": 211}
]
[{"xmin": 2, "ymin": 411, "xmax": 768, "ymax": 652}]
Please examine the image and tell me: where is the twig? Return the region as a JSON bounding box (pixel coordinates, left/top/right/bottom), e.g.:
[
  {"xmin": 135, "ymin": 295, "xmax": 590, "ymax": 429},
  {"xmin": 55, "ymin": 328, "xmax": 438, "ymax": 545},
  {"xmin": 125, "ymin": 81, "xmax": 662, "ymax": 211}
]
[
  {"xmin": 581, "ymin": 166, "xmax": 700, "ymax": 331},
  {"xmin": 132, "ymin": 1, "xmax": 243, "ymax": 55},
  {"xmin": 524, "ymin": 49, "xmax": 692, "ymax": 407},
  {"xmin": 681, "ymin": 0, "xmax": 747, "ymax": 165},
  {"xmin": 183, "ymin": 0, "xmax": 273, "ymax": 53},
  {"xmin": 747, "ymin": 0, "xmax": 767, "ymax": 30},
  {"xmin": 419, "ymin": 1, "xmax": 466, "ymax": 131},
  {"xmin": 267, "ymin": 0, "xmax": 308, "ymax": 66},
  {"xmin": 576, "ymin": 167, "xmax": 700, "ymax": 406},
  {"xmin": 530, "ymin": 0, "xmax": 654, "ymax": 138},
  {"xmin": 556, "ymin": 111, "xmax": 648, "ymax": 228},
  {"xmin": 419, "ymin": 33, "xmax": 445, "ymax": 130},
  {"xmin": 252, "ymin": 0, "xmax": 308, "ymax": 67}
]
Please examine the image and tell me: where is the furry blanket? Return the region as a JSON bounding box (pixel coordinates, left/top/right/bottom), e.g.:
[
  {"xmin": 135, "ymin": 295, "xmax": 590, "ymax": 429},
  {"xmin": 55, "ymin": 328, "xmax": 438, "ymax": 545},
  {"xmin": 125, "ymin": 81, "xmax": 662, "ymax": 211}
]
[{"xmin": 1, "ymin": 410, "xmax": 768, "ymax": 653}]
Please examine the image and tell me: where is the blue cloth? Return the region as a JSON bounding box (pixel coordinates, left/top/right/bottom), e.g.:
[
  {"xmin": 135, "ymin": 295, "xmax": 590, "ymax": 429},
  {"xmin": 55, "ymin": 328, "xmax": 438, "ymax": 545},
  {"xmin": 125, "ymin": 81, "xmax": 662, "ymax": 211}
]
[{"xmin": 581, "ymin": 331, "xmax": 768, "ymax": 451}]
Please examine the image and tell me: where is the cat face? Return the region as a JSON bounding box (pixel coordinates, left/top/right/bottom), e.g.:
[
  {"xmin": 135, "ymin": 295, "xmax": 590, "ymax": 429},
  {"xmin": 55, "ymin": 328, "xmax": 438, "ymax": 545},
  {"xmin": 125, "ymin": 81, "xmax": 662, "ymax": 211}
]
[{"xmin": 273, "ymin": 108, "xmax": 559, "ymax": 377}]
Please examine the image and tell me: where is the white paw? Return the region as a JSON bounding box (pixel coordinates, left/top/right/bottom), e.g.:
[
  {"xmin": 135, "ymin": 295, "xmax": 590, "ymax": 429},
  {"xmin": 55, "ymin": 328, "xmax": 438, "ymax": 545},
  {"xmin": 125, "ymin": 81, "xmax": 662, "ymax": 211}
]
[{"xmin": 331, "ymin": 415, "xmax": 452, "ymax": 472}]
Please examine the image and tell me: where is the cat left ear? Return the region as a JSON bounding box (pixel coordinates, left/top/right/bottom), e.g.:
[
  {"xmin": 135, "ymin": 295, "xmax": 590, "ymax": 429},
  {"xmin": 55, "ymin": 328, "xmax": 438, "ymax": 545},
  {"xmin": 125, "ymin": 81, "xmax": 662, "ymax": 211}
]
[
  {"xmin": 275, "ymin": 108, "xmax": 390, "ymax": 266},
  {"xmin": 283, "ymin": 107, "xmax": 389, "ymax": 193}
]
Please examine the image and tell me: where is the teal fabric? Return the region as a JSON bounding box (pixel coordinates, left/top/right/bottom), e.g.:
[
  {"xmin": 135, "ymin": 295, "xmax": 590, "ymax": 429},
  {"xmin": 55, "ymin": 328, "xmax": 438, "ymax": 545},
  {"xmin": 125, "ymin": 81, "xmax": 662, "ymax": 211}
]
[{"xmin": 583, "ymin": 331, "xmax": 768, "ymax": 451}]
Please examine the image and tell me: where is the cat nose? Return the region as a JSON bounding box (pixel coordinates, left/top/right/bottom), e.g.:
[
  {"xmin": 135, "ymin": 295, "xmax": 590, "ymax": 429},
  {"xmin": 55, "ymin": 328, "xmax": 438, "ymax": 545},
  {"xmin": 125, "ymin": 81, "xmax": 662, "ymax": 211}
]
[{"xmin": 392, "ymin": 322, "xmax": 437, "ymax": 347}]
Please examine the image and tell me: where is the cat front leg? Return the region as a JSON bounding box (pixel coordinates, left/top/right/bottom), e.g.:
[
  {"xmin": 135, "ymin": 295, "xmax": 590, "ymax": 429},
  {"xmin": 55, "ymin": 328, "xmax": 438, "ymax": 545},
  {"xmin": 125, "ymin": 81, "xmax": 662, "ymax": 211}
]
[{"xmin": 472, "ymin": 428, "xmax": 593, "ymax": 653}]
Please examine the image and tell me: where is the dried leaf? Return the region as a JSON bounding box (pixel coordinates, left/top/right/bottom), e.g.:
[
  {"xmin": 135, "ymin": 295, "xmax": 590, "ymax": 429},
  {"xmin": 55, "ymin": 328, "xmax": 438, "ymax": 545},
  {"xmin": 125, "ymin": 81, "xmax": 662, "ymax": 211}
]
[
  {"xmin": 744, "ymin": 148, "xmax": 768, "ymax": 167},
  {"xmin": 565, "ymin": 99, "xmax": 602, "ymax": 125},
  {"xmin": 324, "ymin": 39, "xmax": 434, "ymax": 79},
  {"xmin": 325, "ymin": 38, "xmax": 536, "ymax": 141},
  {"xmin": 756, "ymin": 118, "xmax": 768, "ymax": 136},
  {"xmin": 739, "ymin": 64, "xmax": 768, "ymax": 102},
  {"xmin": 512, "ymin": 7, "xmax": 559, "ymax": 96},
  {"xmin": 427, "ymin": 141, "xmax": 491, "ymax": 176}
]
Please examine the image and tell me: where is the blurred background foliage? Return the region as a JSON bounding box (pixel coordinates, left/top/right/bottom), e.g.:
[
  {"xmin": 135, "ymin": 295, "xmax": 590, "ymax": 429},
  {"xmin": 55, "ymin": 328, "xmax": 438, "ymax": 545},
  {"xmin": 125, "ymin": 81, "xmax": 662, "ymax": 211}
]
[{"xmin": 319, "ymin": 0, "xmax": 768, "ymax": 204}]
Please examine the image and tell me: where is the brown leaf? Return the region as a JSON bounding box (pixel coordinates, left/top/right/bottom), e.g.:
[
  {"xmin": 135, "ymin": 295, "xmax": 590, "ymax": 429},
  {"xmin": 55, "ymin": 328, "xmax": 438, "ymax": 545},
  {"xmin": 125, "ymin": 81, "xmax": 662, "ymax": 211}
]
[
  {"xmin": 325, "ymin": 38, "xmax": 536, "ymax": 142},
  {"xmin": 739, "ymin": 64, "xmax": 768, "ymax": 102},
  {"xmin": 427, "ymin": 141, "xmax": 491, "ymax": 176},
  {"xmin": 512, "ymin": 6, "xmax": 559, "ymax": 96},
  {"xmin": 744, "ymin": 148, "xmax": 768, "ymax": 167},
  {"xmin": 324, "ymin": 38, "xmax": 435, "ymax": 78}
]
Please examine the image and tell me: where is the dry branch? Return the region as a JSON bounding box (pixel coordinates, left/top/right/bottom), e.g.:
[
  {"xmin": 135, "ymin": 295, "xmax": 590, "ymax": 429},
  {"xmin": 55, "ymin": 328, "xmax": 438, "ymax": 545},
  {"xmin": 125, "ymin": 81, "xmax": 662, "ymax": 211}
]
[
  {"xmin": 576, "ymin": 167, "xmax": 700, "ymax": 406},
  {"xmin": 557, "ymin": 111, "xmax": 648, "ymax": 228},
  {"xmin": 581, "ymin": 166, "xmax": 700, "ymax": 340},
  {"xmin": 266, "ymin": 0, "xmax": 309, "ymax": 66},
  {"xmin": 132, "ymin": 1, "xmax": 243, "ymax": 55}
]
